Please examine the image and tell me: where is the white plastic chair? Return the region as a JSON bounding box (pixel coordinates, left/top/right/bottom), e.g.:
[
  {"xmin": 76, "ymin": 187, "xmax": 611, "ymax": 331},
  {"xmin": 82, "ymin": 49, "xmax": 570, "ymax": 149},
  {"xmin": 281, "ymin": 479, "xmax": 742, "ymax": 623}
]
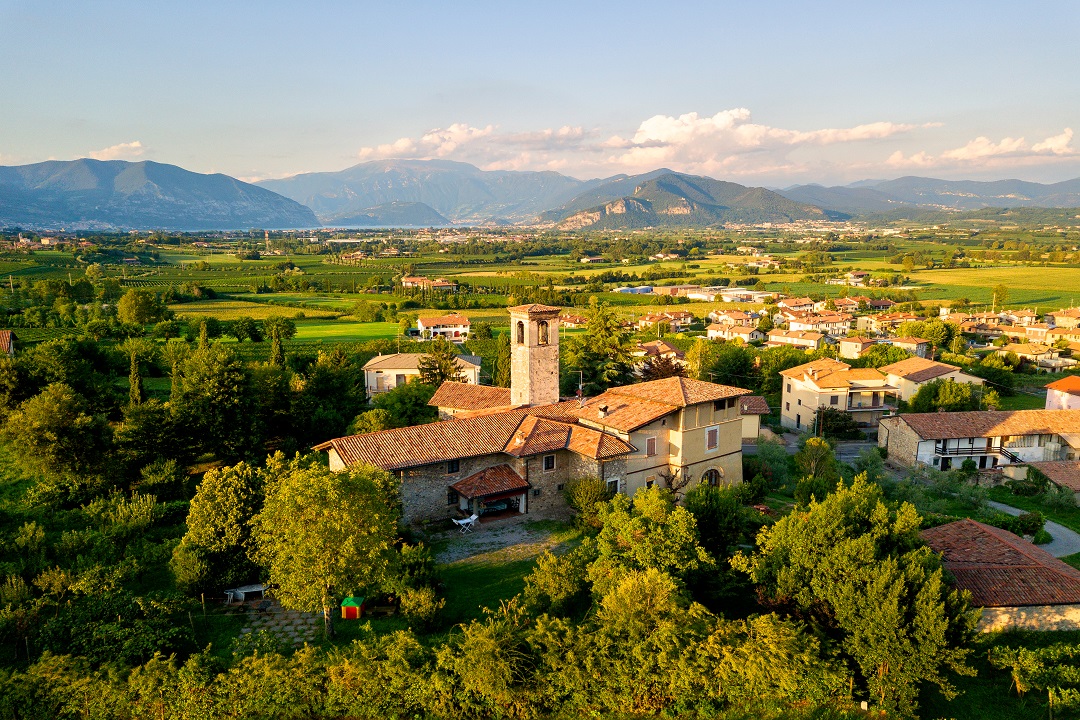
[{"xmin": 453, "ymin": 513, "xmax": 480, "ymax": 533}]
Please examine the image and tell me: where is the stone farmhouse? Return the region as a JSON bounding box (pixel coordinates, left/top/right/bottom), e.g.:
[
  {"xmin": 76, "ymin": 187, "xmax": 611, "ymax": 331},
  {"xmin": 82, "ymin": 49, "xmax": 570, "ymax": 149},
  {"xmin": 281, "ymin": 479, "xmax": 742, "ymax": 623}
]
[
  {"xmin": 922, "ymin": 519, "xmax": 1080, "ymax": 631},
  {"xmin": 317, "ymin": 304, "xmax": 751, "ymax": 524},
  {"xmin": 417, "ymin": 314, "xmax": 471, "ymax": 343},
  {"xmin": 878, "ymin": 409, "xmax": 1080, "ymax": 471}
]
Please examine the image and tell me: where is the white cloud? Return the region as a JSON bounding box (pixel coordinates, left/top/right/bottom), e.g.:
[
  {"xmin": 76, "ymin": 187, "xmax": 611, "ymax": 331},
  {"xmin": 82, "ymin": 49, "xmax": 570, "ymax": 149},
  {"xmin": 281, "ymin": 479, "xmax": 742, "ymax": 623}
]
[
  {"xmin": 888, "ymin": 128, "xmax": 1076, "ymax": 170},
  {"xmin": 351, "ymin": 111, "xmax": 1078, "ymax": 182},
  {"xmin": 88, "ymin": 141, "xmax": 145, "ymax": 161}
]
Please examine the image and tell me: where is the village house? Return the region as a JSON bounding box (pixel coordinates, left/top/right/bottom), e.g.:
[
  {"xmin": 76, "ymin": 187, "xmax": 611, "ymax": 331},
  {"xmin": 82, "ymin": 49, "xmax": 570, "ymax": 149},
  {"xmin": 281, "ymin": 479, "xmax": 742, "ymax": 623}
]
[
  {"xmin": 776, "ymin": 296, "xmax": 817, "ymax": 313},
  {"xmin": 0, "ymin": 330, "xmax": 14, "ymax": 357},
  {"xmin": 707, "ymin": 309, "xmax": 757, "ymax": 327},
  {"xmin": 1045, "ymin": 376, "xmax": 1080, "ymax": 410},
  {"xmin": 558, "ymin": 313, "xmax": 587, "ymax": 329},
  {"xmin": 779, "ymin": 358, "xmax": 896, "ymax": 431},
  {"xmin": 317, "ymin": 304, "xmax": 751, "ymax": 524},
  {"xmin": 878, "ymin": 409, "xmax": 1080, "ymax": 471},
  {"xmin": 632, "ymin": 339, "xmax": 687, "ymax": 367},
  {"xmin": 363, "ymin": 353, "xmax": 482, "ymax": 396},
  {"xmin": 832, "ymin": 296, "xmax": 868, "ymax": 312},
  {"xmin": 787, "ymin": 312, "xmax": 853, "ymax": 336},
  {"xmin": 922, "ymin": 518, "xmax": 1080, "ymax": 631},
  {"xmin": 1023, "ymin": 324, "xmax": 1053, "ymax": 343},
  {"xmin": 738, "ymin": 395, "xmax": 771, "ymax": 441},
  {"xmin": 1006, "ymin": 309, "xmax": 1040, "ymax": 326},
  {"xmin": 1048, "ymin": 308, "xmax": 1080, "ymax": 329},
  {"xmin": 707, "ymin": 324, "xmax": 764, "ymax": 344},
  {"xmin": 838, "ymin": 336, "xmax": 878, "ymax": 360},
  {"xmin": 878, "ymin": 356, "xmax": 984, "ymax": 402},
  {"xmin": 417, "ymin": 314, "xmax": 471, "ymax": 343},
  {"xmin": 637, "ymin": 311, "xmax": 695, "ymax": 333},
  {"xmin": 765, "ymin": 329, "xmax": 825, "ymax": 351},
  {"xmin": 997, "ymin": 343, "xmax": 1077, "ymax": 371},
  {"xmin": 887, "ymin": 336, "xmax": 930, "ymax": 358},
  {"xmin": 856, "ymin": 312, "xmax": 921, "ymax": 334}
]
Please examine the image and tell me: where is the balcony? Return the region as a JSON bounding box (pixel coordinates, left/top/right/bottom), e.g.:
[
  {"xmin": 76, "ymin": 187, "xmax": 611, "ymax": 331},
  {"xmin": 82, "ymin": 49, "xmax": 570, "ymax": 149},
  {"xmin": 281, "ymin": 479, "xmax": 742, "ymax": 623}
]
[{"xmin": 935, "ymin": 445, "xmax": 1021, "ymax": 463}]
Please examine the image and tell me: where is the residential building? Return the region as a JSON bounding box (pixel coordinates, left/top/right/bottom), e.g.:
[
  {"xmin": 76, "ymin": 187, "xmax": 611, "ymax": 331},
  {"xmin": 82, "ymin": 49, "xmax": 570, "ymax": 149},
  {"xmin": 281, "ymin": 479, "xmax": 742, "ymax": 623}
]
[
  {"xmin": 0, "ymin": 330, "xmax": 13, "ymax": 357},
  {"xmin": 633, "ymin": 339, "xmax": 687, "ymax": 366},
  {"xmin": 316, "ymin": 305, "xmax": 751, "ymax": 524},
  {"xmin": 787, "ymin": 312, "xmax": 853, "ymax": 336},
  {"xmin": 417, "ymin": 314, "xmax": 471, "ymax": 343},
  {"xmin": 708, "ymin": 325, "xmax": 764, "ymax": 343},
  {"xmin": 777, "ymin": 297, "xmax": 816, "ymax": 313},
  {"xmin": 429, "ymin": 382, "xmax": 514, "ymax": 420},
  {"xmin": 363, "ymin": 353, "xmax": 482, "ymax": 396},
  {"xmin": 877, "ymin": 409, "xmax": 1080, "ymax": 470},
  {"xmin": 559, "ymin": 313, "xmax": 587, "ymax": 328},
  {"xmin": 779, "ymin": 358, "xmax": 896, "ymax": 431},
  {"xmin": 765, "ymin": 329, "xmax": 825, "ymax": 351},
  {"xmin": 887, "ymin": 336, "xmax": 930, "ymax": 358},
  {"xmin": 838, "ymin": 336, "xmax": 877, "ymax": 360},
  {"xmin": 878, "ymin": 357, "xmax": 984, "ymax": 402},
  {"xmin": 738, "ymin": 395, "xmax": 770, "ymax": 441},
  {"xmin": 832, "ymin": 296, "xmax": 868, "ymax": 312},
  {"xmin": 1045, "ymin": 376, "xmax": 1080, "ymax": 410},
  {"xmin": 1048, "ymin": 308, "xmax": 1080, "ymax": 329},
  {"xmin": 1024, "ymin": 324, "xmax": 1053, "ymax": 343},
  {"xmin": 856, "ymin": 312, "xmax": 921, "ymax": 334},
  {"xmin": 1006, "ymin": 309, "xmax": 1040, "ymax": 326},
  {"xmin": 637, "ymin": 311, "xmax": 695, "ymax": 333},
  {"xmin": 997, "ymin": 343, "xmax": 1078, "ymax": 371},
  {"xmin": 707, "ymin": 309, "xmax": 756, "ymax": 327},
  {"xmin": 922, "ymin": 519, "xmax": 1080, "ymax": 632}
]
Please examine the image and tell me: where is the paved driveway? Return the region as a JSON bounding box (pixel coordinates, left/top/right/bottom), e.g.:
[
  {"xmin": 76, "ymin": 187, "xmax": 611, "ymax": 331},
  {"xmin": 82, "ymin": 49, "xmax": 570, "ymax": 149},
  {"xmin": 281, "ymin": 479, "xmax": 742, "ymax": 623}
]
[{"xmin": 987, "ymin": 499, "xmax": 1080, "ymax": 557}]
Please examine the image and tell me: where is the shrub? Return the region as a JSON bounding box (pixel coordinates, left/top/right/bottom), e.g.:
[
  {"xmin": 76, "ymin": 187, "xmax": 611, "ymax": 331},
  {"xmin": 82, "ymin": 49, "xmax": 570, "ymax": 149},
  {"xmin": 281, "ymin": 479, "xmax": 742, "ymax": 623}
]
[
  {"xmin": 562, "ymin": 476, "xmax": 612, "ymax": 527},
  {"xmin": 521, "ymin": 548, "xmax": 591, "ymax": 616},
  {"xmin": 1033, "ymin": 529, "xmax": 1053, "ymax": 545},
  {"xmin": 399, "ymin": 586, "xmax": 445, "ymax": 630},
  {"xmin": 794, "ymin": 475, "xmax": 836, "ymax": 505},
  {"xmin": 1045, "ymin": 485, "xmax": 1078, "ymax": 511},
  {"xmin": 1012, "ymin": 511, "xmax": 1045, "ymax": 537}
]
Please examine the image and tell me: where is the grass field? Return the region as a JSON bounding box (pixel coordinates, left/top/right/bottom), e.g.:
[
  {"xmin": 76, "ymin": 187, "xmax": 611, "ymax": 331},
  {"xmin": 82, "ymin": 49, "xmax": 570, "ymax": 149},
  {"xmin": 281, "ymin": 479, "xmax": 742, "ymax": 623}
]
[
  {"xmin": 294, "ymin": 320, "xmax": 400, "ymax": 343},
  {"xmin": 908, "ymin": 266, "xmax": 1080, "ymax": 308},
  {"xmin": 169, "ymin": 300, "xmax": 338, "ymax": 320}
]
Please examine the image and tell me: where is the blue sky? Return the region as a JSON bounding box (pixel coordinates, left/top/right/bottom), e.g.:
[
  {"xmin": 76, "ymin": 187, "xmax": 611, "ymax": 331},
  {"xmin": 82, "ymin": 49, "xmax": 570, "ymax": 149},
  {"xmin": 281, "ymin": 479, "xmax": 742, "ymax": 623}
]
[{"xmin": 2, "ymin": 1, "xmax": 1078, "ymax": 184}]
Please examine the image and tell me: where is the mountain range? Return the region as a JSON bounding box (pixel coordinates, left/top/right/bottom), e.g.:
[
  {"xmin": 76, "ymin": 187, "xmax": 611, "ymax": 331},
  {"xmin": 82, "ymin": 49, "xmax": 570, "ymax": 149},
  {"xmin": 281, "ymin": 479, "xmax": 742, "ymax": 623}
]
[
  {"xmin": 0, "ymin": 159, "xmax": 317, "ymax": 230},
  {"xmin": 3, "ymin": 157, "xmax": 1080, "ymax": 231}
]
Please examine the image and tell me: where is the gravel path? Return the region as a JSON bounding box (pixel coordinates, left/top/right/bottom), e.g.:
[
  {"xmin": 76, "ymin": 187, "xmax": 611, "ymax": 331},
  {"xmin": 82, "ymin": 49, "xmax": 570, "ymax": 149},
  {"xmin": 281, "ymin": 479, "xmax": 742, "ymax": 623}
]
[
  {"xmin": 432, "ymin": 515, "xmax": 573, "ymax": 564},
  {"xmin": 987, "ymin": 500, "xmax": 1080, "ymax": 557}
]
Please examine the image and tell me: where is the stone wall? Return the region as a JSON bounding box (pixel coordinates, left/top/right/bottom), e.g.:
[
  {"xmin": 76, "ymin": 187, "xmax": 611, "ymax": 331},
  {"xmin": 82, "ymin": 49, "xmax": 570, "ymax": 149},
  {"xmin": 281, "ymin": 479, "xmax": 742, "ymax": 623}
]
[
  {"xmin": 978, "ymin": 604, "xmax": 1080, "ymax": 632},
  {"xmin": 878, "ymin": 415, "xmax": 919, "ymax": 467}
]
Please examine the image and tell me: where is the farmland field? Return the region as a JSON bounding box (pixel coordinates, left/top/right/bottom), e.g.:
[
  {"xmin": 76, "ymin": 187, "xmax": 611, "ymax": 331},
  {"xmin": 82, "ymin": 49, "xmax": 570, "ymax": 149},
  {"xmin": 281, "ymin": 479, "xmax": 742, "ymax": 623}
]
[
  {"xmin": 168, "ymin": 300, "xmax": 339, "ymax": 320},
  {"xmin": 907, "ymin": 266, "xmax": 1080, "ymax": 307},
  {"xmin": 294, "ymin": 320, "xmax": 400, "ymax": 343}
]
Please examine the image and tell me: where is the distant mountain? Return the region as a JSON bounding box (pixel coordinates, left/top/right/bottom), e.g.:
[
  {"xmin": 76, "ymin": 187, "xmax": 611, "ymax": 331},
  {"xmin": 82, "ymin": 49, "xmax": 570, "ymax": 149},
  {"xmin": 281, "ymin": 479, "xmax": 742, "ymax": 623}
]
[
  {"xmin": 329, "ymin": 201, "xmax": 449, "ymax": 227},
  {"xmin": 0, "ymin": 159, "xmax": 317, "ymax": 231},
  {"xmin": 258, "ymin": 159, "xmax": 597, "ymax": 224},
  {"xmin": 543, "ymin": 172, "xmax": 829, "ymax": 230},
  {"xmin": 782, "ymin": 176, "xmax": 1080, "ymax": 215}
]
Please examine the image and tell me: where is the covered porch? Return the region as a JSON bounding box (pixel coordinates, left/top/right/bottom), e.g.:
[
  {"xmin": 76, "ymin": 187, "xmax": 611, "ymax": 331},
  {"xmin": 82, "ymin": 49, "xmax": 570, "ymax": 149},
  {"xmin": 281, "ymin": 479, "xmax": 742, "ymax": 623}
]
[{"xmin": 450, "ymin": 464, "xmax": 531, "ymax": 521}]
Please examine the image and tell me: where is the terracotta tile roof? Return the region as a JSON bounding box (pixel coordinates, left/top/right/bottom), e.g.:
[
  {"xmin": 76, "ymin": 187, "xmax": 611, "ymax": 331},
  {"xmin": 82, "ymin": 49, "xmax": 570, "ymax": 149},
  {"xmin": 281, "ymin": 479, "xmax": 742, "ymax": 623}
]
[
  {"xmin": 428, "ymin": 382, "xmax": 513, "ymax": 411},
  {"xmin": 1000, "ymin": 343, "xmax": 1053, "ymax": 356},
  {"xmin": 504, "ymin": 416, "xmax": 571, "ymax": 457},
  {"xmin": 897, "ymin": 409, "xmax": 1080, "ymax": 441},
  {"xmin": 363, "ymin": 353, "xmax": 480, "ymax": 372},
  {"xmin": 0, "ymin": 330, "xmax": 11, "ymax": 355},
  {"xmin": 507, "ymin": 303, "xmax": 561, "ymax": 314},
  {"xmin": 1046, "ymin": 376, "xmax": 1080, "ymax": 395},
  {"xmin": 418, "ymin": 313, "xmax": 471, "ymax": 328},
  {"xmin": 450, "ymin": 465, "xmax": 529, "ymax": 499},
  {"xmin": 576, "ymin": 377, "xmax": 751, "ymax": 432},
  {"xmin": 840, "ymin": 336, "xmax": 876, "ymax": 347},
  {"xmin": 890, "ymin": 336, "xmax": 929, "ymax": 346},
  {"xmin": 921, "ymin": 519, "xmax": 1080, "ymax": 607},
  {"xmin": 780, "ymin": 358, "xmax": 890, "ymax": 389},
  {"xmin": 1026, "ymin": 461, "xmax": 1080, "ymax": 492},
  {"xmin": 636, "ymin": 339, "xmax": 685, "ymax": 359},
  {"xmin": 567, "ymin": 425, "xmax": 636, "ymax": 459},
  {"xmin": 739, "ymin": 396, "xmax": 771, "ymax": 415},
  {"xmin": 880, "ymin": 357, "xmax": 964, "ymax": 383},
  {"xmin": 768, "ymin": 329, "xmax": 824, "ymax": 342}
]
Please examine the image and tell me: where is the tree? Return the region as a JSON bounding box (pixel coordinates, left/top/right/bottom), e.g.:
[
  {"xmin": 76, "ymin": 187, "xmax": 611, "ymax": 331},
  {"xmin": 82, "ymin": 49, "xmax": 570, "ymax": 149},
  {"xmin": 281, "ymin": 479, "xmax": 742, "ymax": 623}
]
[
  {"xmin": 683, "ymin": 483, "xmax": 750, "ymax": 557},
  {"xmin": 494, "ymin": 333, "xmax": 511, "ymax": 387},
  {"xmin": 263, "ymin": 316, "xmax": 297, "ymax": 367},
  {"xmin": 171, "ymin": 343, "xmax": 255, "ymax": 459},
  {"xmin": 732, "ymin": 475, "xmax": 977, "ymax": 715},
  {"xmin": 851, "ymin": 344, "xmax": 911, "ymax": 369},
  {"xmin": 117, "ymin": 289, "xmax": 166, "ymax": 326},
  {"xmin": 561, "ymin": 297, "xmax": 633, "ymax": 396},
  {"xmin": 814, "ymin": 406, "xmax": 862, "ymax": 440},
  {"xmin": 908, "ymin": 378, "xmax": 979, "ymax": 414},
  {"xmin": 171, "ymin": 460, "xmax": 265, "ymax": 594},
  {"xmin": 252, "ymin": 458, "xmax": 400, "ymax": 637},
  {"xmin": 472, "ymin": 322, "xmax": 493, "ymax": 340},
  {"xmin": 970, "ymin": 354, "xmax": 1015, "ymax": 395},
  {"xmin": 639, "ymin": 355, "xmax": 686, "ymax": 381},
  {"xmin": 418, "ymin": 337, "xmax": 465, "ymax": 386},
  {"xmin": 347, "ymin": 409, "xmax": 393, "ymax": 435},
  {"xmin": 707, "ymin": 343, "xmax": 755, "ymax": 388},
  {"xmin": 992, "ymin": 284, "xmax": 1009, "ymax": 308},
  {"xmin": 1, "ymin": 383, "xmax": 112, "ymax": 479},
  {"xmin": 795, "ymin": 436, "xmax": 839, "ymax": 483},
  {"xmin": 228, "ymin": 316, "xmax": 262, "ymax": 343},
  {"xmin": 119, "ymin": 338, "xmax": 156, "ymax": 407},
  {"xmin": 371, "ymin": 380, "xmax": 438, "ymax": 428}
]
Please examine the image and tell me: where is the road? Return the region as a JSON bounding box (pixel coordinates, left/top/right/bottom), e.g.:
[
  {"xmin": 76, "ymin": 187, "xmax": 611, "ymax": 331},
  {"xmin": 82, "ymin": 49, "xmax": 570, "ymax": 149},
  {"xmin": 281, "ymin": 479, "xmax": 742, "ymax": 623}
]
[{"xmin": 987, "ymin": 500, "xmax": 1080, "ymax": 558}]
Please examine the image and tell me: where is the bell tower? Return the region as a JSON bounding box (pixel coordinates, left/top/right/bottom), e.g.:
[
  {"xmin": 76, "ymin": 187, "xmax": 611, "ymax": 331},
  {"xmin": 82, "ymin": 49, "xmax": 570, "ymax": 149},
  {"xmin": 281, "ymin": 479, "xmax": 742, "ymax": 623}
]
[{"xmin": 509, "ymin": 304, "xmax": 561, "ymax": 407}]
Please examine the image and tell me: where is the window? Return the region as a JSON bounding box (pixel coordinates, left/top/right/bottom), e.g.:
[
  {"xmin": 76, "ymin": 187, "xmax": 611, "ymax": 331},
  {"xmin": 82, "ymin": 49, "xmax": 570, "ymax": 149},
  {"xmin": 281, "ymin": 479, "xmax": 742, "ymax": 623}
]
[
  {"xmin": 446, "ymin": 459, "xmax": 460, "ymax": 474},
  {"xmin": 538, "ymin": 321, "xmax": 549, "ymax": 345},
  {"xmin": 447, "ymin": 488, "xmax": 459, "ymax": 506},
  {"xmin": 786, "ymin": 383, "xmax": 791, "ymax": 393},
  {"xmin": 543, "ymin": 454, "xmax": 556, "ymax": 472},
  {"xmin": 713, "ymin": 400, "xmax": 724, "ymax": 412},
  {"xmin": 516, "ymin": 321, "xmax": 525, "ymax": 344},
  {"xmin": 645, "ymin": 437, "xmax": 657, "ymax": 456},
  {"xmin": 557, "ymin": 483, "xmax": 565, "ymax": 491},
  {"xmin": 797, "ymin": 399, "xmax": 802, "ymax": 405},
  {"xmin": 646, "ymin": 476, "xmax": 655, "ymax": 489},
  {"xmin": 830, "ymin": 395, "xmax": 838, "ymax": 406},
  {"xmin": 702, "ymin": 468, "xmax": 723, "ymax": 487},
  {"xmin": 396, "ymin": 374, "xmax": 407, "ymax": 386},
  {"xmin": 706, "ymin": 427, "xmax": 719, "ymax": 451},
  {"xmin": 606, "ymin": 479, "xmax": 619, "ymax": 494},
  {"xmin": 796, "ymin": 414, "xmax": 801, "ymax": 428},
  {"xmin": 785, "ymin": 402, "xmax": 790, "ymax": 411},
  {"xmin": 531, "ymin": 488, "xmax": 542, "ymax": 496}
]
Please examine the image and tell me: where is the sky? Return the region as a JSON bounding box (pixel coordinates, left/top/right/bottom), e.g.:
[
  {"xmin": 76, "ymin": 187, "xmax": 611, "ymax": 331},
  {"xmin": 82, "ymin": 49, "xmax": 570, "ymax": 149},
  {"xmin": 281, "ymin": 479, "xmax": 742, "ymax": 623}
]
[{"xmin": 1, "ymin": 0, "xmax": 1078, "ymax": 185}]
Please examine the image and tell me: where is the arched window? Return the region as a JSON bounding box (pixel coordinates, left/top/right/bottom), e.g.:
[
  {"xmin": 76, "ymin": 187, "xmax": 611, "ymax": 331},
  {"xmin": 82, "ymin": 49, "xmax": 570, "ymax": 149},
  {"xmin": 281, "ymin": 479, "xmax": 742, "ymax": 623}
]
[
  {"xmin": 537, "ymin": 321, "xmax": 549, "ymax": 345},
  {"xmin": 702, "ymin": 468, "xmax": 723, "ymax": 487},
  {"xmin": 516, "ymin": 321, "xmax": 525, "ymax": 345}
]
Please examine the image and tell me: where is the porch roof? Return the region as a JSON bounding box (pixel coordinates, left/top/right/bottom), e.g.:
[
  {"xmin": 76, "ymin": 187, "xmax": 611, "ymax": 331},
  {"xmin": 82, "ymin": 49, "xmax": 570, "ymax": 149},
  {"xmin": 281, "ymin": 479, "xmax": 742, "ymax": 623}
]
[{"xmin": 451, "ymin": 465, "xmax": 530, "ymax": 499}]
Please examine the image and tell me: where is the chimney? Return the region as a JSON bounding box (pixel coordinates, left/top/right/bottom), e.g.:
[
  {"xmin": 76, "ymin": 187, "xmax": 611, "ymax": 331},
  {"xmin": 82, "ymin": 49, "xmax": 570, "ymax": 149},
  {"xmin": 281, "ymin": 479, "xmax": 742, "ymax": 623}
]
[{"xmin": 598, "ymin": 405, "xmax": 608, "ymax": 419}]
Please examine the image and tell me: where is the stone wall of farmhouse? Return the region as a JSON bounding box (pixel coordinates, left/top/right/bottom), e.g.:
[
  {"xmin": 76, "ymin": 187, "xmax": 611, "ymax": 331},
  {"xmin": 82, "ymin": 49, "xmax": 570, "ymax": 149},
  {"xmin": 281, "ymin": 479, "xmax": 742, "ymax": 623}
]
[
  {"xmin": 879, "ymin": 416, "xmax": 919, "ymax": 467},
  {"xmin": 398, "ymin": 453, "xmax": 510, "ymax": 525},
  {"xmin": 978, "ymin": 604, "xmax": 1080, "ymax": 632}
]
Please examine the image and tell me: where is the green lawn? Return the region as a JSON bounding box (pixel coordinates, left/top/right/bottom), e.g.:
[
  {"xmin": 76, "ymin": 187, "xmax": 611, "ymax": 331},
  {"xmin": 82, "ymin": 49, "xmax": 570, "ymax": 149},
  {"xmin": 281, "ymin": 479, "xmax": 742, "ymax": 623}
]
[
  {"xmin": 293, "ymin": 319, "xmax": 401, "ymax": 343},
  {"xmin": 996, "ymin": 393, "xmax": 1047, "ymax": 411}
]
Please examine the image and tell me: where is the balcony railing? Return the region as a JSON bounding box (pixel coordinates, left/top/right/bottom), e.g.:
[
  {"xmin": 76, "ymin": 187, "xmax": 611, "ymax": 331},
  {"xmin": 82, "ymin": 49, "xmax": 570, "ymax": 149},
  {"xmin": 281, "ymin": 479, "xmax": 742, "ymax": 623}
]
[{"xmin": 935, "ymin": 446, "xmax": 1021, "ymax": 463}]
